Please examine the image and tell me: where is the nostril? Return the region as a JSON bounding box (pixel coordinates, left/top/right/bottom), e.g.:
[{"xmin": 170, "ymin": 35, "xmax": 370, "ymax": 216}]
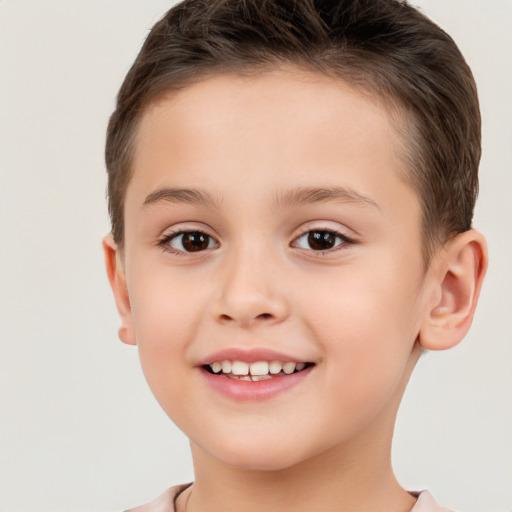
[{"xmin": 217, "ymin": 312, "xmax": 274, "ymax": 325}]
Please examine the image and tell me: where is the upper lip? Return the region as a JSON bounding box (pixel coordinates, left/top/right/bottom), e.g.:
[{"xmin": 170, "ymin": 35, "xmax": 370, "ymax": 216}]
[{"xmin": 197, "ymin": 347, "xmax": 312, "ymax": 366}]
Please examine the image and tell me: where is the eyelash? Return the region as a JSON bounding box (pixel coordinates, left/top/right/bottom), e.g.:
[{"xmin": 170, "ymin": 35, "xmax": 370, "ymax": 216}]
[
  {"xmin": 157, "ymin": 228, "xmax": 355, "ymax": 256},
  {"xmin": 158, "ymin": 229, "xmax": 218, "ymax": 256},
  {"xmin": 292, "ymin": 228, "xmax": 355, "ymax": 254}
]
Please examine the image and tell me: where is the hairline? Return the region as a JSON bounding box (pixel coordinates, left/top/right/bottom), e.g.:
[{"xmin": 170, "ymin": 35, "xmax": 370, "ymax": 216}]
[{"xmin": 115, "ymin": 63, "xmax": 441, "ymax": 267}]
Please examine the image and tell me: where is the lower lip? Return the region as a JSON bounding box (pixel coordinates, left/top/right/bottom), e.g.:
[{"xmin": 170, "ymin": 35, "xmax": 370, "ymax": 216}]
[{"xmin": 200, "ymin": 367, "xmax": 313, "ymax": 401}]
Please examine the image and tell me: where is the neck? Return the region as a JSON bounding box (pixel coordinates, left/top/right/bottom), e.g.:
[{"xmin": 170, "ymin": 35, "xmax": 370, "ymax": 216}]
[{"xmin": 180, "ymin": 418, "xmax": 414, "ymax": 512}]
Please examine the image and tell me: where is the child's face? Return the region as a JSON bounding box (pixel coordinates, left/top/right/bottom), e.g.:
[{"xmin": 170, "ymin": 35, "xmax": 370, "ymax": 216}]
[{"xmin": 117, "ymin": 68, "xmax": 433, "ymax": 470}]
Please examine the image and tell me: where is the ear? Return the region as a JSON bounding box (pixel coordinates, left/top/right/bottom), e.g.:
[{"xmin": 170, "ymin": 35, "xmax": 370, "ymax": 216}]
[
  {"xmin": 102, "ymin": 234, "xmax": 136, "ymax": 345},
  {"xmin": 419, "ymin": 229, "xmax": 488, "ymax": 351}
]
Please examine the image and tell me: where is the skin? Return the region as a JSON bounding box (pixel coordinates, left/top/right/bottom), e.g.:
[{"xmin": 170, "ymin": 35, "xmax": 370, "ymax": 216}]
[{"xmin": 104, "ymin": 67, "xmax": 487, "ymax": 512}]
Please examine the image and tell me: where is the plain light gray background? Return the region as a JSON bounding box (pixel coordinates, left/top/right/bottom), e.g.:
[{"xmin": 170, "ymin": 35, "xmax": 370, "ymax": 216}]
[{"xmin": 0, "ymin": 1, "xmax": 511, "ymax": 511}]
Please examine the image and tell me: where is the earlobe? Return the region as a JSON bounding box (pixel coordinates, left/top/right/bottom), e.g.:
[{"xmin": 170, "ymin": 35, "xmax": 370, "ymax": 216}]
[
  {"xmin": 419, "ymin": 229, "xmax": 488, "ymax": 351},
  {"xmin": 102, "ymin": 234, "xmax": 137, "ymax": 346}
]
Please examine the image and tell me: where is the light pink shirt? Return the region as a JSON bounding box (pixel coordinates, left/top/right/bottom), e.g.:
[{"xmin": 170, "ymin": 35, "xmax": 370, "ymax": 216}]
[{"xmin": 125, "ymin": 484, "xmax": 454, "ymax": 511}]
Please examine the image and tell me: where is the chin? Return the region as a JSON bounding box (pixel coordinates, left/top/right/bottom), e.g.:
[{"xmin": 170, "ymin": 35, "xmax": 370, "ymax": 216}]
[
  {"xmin": 194, "ymin": 428, "xmax": 323, "ymax": 473},
  {"xmin": 217, "ymin": 448, "xmax": 304, "ymax": 472}
]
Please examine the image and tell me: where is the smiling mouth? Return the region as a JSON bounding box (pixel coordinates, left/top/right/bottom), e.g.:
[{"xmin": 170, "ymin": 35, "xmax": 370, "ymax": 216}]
[{"xmin": 202, "ymin": 360, "xmax": 315, "ymax": 381}]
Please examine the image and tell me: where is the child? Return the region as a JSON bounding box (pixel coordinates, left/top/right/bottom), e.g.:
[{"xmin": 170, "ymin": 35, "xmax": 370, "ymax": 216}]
[{"xmin": 102, "ymin": 1, "xmax": 487, "ymax": 510}]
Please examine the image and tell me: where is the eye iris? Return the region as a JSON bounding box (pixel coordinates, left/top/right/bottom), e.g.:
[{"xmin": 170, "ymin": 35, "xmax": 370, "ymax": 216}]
[
  {"xmin": 182, "ymin": 232, "xmax": 210, "ymax": 252},
  {"xmin": 308, "ymin": 230, "xmax": 336, "ymax": 250}
]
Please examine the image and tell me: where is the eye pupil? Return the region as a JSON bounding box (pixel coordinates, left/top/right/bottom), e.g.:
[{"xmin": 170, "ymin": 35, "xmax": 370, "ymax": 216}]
[
  {"xmin": 308, "ymin": 230, "xmax": 336, "ymax": 250},
  {"xmin": 182, "ymin": 232, "xmax": 210, "ymax": 252}
]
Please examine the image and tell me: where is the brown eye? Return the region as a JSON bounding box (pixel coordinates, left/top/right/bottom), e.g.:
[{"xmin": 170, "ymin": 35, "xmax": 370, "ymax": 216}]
[
  {"xmin": 294, "ymin": 230, "xmax": 349, "ymax": 252},
  {"xmin": 308, "ymin": 231, "xmax": 336, "ymax": 250},
  {"xmin": 169, "ymin": 231, "xmax": 217, "ymax": 252}
]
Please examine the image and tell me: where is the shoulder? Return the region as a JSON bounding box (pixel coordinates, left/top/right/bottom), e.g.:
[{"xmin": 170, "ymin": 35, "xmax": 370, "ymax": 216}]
[
  {"xmin": 410, "ymin": 490, "xmax": 455, "ymax": 512},
  {"xmin": 123, "ymin": 484, "xmax": 192, "ymax": 512}
]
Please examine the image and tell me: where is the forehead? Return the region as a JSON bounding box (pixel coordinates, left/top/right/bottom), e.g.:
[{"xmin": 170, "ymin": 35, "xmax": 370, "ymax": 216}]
[
  {"xmin": 135, "ymin": 68, "xmax": 404, "ymax": 159},
  {"xmin": 127, "ymin": 67, "xmax": 418, "ymax": 225}
]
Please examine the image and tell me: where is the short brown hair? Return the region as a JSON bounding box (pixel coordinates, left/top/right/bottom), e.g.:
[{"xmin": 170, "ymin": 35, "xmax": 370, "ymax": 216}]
[{"xmin": 105, "ymin": 0, "xmax": 480, "ymax": 262}]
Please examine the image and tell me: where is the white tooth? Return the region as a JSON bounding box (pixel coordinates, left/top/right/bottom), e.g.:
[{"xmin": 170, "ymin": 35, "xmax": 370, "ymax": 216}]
[
  {"xmin": 231, "ymin": 361, "xmax": 249, "ymax": 375},
  {"xmin": 239, "ymin": 375, "xmax": 252, "ymax": 381},
  {"xmin": 283, "ymin": 362, "xmax": 296, "ymax": 374},
  {"xmin": 221, "ymin": 360, "xmax": 232, "ymax": 373},
  {"xmin": 250, "ymin": 361, "xmax": 269, "ymax": 376},
  {"xmin": 269, "ymin": 361, "xmax": 282, "ymax": 374},
  {"xmin": 210, "ymin": 361, "xmax": 222, "ymax": 373},
  {"xmin": 251, "ymin": 374, "xmax": 272, "ymax": 381},
  {"xmin": 295, "ymin": 362, "xmax": 306, "ymax": 371}
]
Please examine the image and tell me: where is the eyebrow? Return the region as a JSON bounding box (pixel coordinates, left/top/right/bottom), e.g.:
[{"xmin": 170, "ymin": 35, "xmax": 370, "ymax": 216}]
[
  {"xmin": 142, "ymin": 187, "xmax": 222, "ymax": 209},
  {"xmin": 142, "ymin": 185, "xmax": 380, "ymax": 211},
  {"xmin": 275, "ymin": 186, "xmax": 380, "ymax": 211}
]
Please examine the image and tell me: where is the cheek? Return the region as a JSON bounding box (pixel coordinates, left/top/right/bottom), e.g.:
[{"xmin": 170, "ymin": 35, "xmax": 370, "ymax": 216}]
[
  {"xmin": 301, "ymin": 257, "xmax": 422, "ymax": 343},
  {"xmin": 128, "ymin": 259, "xmax": 208, "ymax": 343},
  {"xmin": 126, "ymin": 269, "xmax": 203, "ymax": 401},
  {"xmin": 299, "ymin": 259, "xmax": 423, "ymax": 412}
]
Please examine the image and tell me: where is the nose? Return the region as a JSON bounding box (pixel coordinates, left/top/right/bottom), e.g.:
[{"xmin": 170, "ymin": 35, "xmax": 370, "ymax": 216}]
[{"xmin": 211, "ymin": 247, "xmax": 290, "ymax": 328}]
